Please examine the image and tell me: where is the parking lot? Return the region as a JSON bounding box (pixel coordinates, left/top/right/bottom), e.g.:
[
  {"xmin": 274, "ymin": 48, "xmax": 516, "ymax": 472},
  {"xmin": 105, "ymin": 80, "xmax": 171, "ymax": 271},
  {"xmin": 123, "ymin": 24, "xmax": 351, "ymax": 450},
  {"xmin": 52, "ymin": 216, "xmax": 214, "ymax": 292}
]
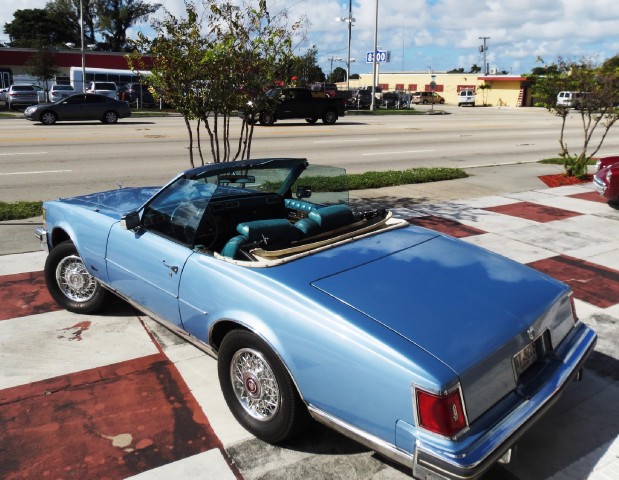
[{"xmin": 1, "ymin": 109, "xmax": 618, "ymax": 479}]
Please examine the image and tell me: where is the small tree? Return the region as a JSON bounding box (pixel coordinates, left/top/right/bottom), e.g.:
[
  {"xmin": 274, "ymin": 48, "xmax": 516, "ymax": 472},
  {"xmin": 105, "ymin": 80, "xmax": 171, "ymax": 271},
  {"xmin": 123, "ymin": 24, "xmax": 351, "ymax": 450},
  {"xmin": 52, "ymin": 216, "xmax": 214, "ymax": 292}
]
[
  {"xmin": 533, "ymin": 56, "xmax": 619, "ymax": 177},
  {"xmin": 129, "ymin": 0, "xmax": 307, "ymax": 165},
  {"xmin": 25, "ymin": 45, "xmax": 61, "ymax": 99}
]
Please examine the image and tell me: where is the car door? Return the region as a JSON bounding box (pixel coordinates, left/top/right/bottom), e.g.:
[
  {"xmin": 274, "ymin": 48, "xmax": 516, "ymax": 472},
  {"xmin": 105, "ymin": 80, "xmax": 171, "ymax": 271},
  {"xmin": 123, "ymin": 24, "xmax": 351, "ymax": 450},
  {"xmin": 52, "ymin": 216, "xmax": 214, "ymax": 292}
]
[
  {"xmin": 106, "ymin": 224, "xmax": 193, "ymax": 327},
  {"xmin": 105, "ymin": 177, "xmax": 209, "ymax": 327},
  {"xmin": 57, "ymin": 94, "xmax": 88, "ymax": 120},
  {"xmin": 84, "ymin": 94, "xmax": 108, "ymax": 119}
]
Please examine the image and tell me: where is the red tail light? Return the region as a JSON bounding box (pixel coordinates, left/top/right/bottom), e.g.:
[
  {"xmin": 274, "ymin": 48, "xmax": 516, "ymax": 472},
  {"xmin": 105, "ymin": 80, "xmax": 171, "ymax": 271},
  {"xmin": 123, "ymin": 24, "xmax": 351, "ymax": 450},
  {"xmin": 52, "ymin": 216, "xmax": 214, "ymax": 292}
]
[{"xmin": 415, "ymin": 386, "xmax": 468, "ymax": 437}]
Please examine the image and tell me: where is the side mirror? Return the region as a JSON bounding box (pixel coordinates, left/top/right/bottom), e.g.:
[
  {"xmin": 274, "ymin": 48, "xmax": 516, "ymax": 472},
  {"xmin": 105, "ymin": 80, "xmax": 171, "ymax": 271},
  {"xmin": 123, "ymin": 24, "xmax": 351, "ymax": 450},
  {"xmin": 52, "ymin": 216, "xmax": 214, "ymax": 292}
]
[
  {"xmin": 296, "ymin": 186, "xmax": 312, "ymax": 199},
  {"xmin": 121, "ymin": 211, "xmax": 140, "ymax": 231}
]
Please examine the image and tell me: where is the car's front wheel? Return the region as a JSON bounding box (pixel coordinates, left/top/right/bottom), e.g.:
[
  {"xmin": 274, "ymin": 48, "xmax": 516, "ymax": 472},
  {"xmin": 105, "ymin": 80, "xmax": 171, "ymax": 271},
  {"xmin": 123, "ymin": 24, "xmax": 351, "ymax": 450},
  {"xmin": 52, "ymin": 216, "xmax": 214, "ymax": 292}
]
[
  {"xmin": 305, "ymin": 117, "xmax": 318, "ymax": 124},
  {"xmin": 217, "ymin": 330, "xmax": 309, "ymax": 443},
  {"xmin": 102, "ymin": 111, "xmax": 119, "ymax": 124},
  {"xmin": 40, "ymin": 111, "xmax": 57, "ymax": 125},
  {"xmin": 44, "ymin": 240, "xmax": 109, "ymax": 314}
]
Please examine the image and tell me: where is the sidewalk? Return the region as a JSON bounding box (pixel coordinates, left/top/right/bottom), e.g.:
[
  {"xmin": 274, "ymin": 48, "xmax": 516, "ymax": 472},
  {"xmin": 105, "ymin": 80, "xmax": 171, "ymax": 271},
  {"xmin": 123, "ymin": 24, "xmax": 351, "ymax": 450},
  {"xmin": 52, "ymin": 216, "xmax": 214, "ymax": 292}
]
[{"xmin": 1, "ymin": 162, "xmax": 618, "ymax": 480}]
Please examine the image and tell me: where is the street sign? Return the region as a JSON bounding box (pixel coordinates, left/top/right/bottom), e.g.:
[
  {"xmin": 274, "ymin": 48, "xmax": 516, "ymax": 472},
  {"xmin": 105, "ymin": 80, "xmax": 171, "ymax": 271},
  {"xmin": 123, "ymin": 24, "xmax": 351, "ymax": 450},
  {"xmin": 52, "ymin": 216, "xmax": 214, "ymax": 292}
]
[{"xmin": 366, "ymin": 50, "xmax": 390, "ymax": 64}]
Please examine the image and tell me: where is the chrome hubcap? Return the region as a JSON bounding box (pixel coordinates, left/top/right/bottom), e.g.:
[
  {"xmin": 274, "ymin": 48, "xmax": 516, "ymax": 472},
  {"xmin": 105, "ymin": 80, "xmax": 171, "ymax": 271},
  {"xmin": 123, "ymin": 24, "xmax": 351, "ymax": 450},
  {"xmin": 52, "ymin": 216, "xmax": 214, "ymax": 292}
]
[
  {"xmin": 230, "ymin": 348, "xmax": 280, "ymax": 421},
  {"xmin": 56, "ymin": 255, "xmax": 97, "ymax": 302}
]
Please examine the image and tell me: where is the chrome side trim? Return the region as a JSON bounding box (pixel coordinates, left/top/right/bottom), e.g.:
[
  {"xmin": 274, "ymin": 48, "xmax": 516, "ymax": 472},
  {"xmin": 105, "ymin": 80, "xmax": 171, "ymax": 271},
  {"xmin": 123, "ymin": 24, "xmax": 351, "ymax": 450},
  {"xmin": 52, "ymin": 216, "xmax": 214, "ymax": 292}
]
[{"xmin": 308, "ymin": 406, "xmax": 414, "ymax": 471}]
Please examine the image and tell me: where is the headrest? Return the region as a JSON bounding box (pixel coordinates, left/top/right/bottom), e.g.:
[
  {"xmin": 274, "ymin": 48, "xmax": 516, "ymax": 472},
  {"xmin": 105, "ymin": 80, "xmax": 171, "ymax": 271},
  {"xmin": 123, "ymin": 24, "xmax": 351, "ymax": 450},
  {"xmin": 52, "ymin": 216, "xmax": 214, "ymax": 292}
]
[{"xmin": 308, "ymin": 205, "xmax": 354, "ymax": 230}]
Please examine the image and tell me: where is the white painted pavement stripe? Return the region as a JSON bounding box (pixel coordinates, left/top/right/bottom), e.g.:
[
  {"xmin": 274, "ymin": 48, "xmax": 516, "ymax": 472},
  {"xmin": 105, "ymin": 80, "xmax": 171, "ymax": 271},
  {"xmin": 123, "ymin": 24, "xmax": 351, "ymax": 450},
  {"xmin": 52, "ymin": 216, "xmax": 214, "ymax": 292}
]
[
  {"xmin": 0, "ymin": 251, "xmax": 46, "ymax": 275},
  {"xmin": 124, "ymin": 449, "xmax": 237, "ymax": 480},
  {"xmin": 0, "ymin": 310, "xmax": 159, "ymax": 390}
]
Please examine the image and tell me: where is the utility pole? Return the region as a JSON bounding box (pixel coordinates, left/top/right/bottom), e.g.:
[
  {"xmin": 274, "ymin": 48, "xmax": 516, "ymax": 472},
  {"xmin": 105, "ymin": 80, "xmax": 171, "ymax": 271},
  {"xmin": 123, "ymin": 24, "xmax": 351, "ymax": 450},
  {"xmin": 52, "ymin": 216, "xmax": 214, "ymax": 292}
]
[{"xmin": 479, "ymin": 36, "xmax": 490, "ymax": 75}]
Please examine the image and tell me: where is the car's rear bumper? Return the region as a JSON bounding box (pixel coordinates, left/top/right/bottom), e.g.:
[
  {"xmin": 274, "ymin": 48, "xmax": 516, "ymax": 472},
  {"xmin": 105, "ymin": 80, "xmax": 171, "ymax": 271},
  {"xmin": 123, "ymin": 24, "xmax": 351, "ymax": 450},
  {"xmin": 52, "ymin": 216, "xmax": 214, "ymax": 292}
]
[{"xmin": 412, "ymin": 322, "xmax": 597, "ymax": 480}]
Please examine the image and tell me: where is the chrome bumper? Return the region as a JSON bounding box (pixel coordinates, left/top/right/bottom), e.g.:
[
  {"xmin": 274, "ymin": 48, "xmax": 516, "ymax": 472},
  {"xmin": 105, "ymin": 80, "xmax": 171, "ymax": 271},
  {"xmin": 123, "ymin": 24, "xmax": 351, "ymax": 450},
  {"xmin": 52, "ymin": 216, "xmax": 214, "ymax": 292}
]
[
  {"xmin": 412, "ymin": 322, "xmax": 597, "ymax": 480},
  {"xmin": 34, "ymin": 227, "xmax": 49, "ymax": 253},
  {"xmin": 593, "ymin": 176, "xmax": 607, "ymax": 195}
]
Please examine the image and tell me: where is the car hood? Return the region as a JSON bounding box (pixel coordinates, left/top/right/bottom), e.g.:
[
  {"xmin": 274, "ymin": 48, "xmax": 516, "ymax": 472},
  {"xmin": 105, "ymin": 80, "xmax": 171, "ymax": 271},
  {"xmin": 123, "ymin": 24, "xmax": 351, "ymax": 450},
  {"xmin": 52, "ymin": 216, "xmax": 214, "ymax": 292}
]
[
  {"xmin": 310, "ymin": 233, "xmax": 567, "ymax": 376},
  {"xmin": 57, "ymin": 186, "xmax": 160, "ymax": 219}
]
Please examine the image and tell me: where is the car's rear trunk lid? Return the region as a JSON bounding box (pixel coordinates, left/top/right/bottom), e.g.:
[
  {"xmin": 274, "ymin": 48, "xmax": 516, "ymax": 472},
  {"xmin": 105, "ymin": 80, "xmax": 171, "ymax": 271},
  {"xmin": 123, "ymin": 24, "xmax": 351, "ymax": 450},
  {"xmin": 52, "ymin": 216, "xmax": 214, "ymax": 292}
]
[{"xmin": 311, "ymin": 234, "xmax": 574, "ymax": 421}]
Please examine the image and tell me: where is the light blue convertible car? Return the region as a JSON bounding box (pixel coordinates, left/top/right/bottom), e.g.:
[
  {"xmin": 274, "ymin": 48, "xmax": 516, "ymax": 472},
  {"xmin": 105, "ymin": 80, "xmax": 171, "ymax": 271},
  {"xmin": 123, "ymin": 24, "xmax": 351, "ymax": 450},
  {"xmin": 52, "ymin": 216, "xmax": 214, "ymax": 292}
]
[{"xmin": 36, "ymin": 158, "xmax": 596, "ymax": 479}]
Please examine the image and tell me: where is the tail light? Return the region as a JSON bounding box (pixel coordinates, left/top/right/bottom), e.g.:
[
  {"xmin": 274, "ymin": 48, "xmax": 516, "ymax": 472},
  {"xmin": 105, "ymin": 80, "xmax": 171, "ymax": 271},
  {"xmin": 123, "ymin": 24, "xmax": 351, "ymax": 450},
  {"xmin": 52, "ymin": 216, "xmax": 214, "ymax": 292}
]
[{"xmin": 415, "ymin": 385, "xmax": 468, "ymax": 437}]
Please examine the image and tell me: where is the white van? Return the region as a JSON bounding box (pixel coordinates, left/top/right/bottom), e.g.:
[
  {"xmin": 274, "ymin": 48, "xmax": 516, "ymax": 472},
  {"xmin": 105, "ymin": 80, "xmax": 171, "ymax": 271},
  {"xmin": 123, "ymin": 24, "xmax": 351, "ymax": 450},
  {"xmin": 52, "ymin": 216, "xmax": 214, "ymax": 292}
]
[
  {"xmin": 458, "ymin": 89, "xmax": 475, "ymax": 107},
  {"xmin": 86, "ymin": 81, "xmax": 118, "ymax": 99},
  {"xmin": 556, "ymin": 91, "xmax": 583, "ymax": 108}
]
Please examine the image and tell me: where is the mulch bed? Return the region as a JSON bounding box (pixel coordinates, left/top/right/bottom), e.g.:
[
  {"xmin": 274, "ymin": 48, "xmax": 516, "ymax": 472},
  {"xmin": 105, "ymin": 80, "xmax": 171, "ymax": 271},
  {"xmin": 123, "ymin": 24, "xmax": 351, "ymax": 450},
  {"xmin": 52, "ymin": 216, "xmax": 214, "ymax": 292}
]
[{"xmin": 538, "ymin": 174, "xmax": 593, "ymax": 188}]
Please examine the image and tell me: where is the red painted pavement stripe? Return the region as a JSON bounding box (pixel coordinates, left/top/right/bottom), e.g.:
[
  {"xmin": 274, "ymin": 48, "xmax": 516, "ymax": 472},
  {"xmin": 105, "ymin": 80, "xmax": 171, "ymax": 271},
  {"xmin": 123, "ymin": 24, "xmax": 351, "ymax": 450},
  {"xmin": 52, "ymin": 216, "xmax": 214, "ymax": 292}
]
[
  {"xmin": 527, "ymin": 255, "xmax": 619, "ymax": 308},
  {"xmin": 568, "ymin": 191, "xmax": 608, "ymax": 203},
  {"xmin": 0, "ymin": 353, "xmax": 230, "ymax": 480},
  {"xmin": 0, "ymin": 271, "xmax": 60, "ymax": 321},
  {"xmin": 407, "ymin": 215, "xmax": 486, "ymax": 238},
  {"xmin": 484, "ymin": 201, "xmax": 582, "ymax": 223}
]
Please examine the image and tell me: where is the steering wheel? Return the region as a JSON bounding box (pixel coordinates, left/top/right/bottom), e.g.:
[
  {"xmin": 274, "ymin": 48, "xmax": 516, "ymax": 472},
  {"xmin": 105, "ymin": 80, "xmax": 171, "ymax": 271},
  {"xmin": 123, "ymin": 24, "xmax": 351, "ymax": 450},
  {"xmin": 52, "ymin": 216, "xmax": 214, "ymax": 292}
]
[
  {"xmin": 193, "ymin": 209, "xmax": 220, "ymax": 251},
  {"xmin": 170, "ymin": 202, "xmax": 200, "ymax": 244}
]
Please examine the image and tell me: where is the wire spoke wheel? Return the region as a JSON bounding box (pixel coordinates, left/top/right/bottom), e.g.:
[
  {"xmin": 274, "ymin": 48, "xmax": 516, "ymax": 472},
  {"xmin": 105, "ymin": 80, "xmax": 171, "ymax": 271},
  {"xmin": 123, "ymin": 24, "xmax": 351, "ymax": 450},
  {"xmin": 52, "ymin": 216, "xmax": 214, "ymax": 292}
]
[
  {"xmin": 56, "ymin": 255, "xmax": 98, "ymax": 303},
  {"xmin": 231, "ymin": 348, "xmax": 281, "ymax": 421}
]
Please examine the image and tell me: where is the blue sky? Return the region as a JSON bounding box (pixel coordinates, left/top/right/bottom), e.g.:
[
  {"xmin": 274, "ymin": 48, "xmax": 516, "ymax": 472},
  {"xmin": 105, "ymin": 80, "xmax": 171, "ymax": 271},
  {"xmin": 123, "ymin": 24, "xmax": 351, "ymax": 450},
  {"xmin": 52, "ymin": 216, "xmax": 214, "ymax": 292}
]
[{"xmin": 3, "ymin": 0, "xmax": 618, "ymax": 76}]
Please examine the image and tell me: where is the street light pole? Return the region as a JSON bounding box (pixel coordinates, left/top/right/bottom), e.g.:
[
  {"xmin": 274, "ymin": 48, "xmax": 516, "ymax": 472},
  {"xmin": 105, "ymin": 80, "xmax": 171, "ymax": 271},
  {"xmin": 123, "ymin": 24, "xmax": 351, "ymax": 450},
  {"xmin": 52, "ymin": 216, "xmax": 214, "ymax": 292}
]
[
  {"xmin": 336, "ymin": 1, "xmax": 355, "ymax": 92},
  {"xmin": 80, "ymin": 0, "xmax": 86, "ymax": 92},
  {"xmin": 479, "ymin": 36, "xmax": 490, "ymax": 75},
  {"xmin": 370, "ymin": 0, "xmax": 379, "ymax": 111}
]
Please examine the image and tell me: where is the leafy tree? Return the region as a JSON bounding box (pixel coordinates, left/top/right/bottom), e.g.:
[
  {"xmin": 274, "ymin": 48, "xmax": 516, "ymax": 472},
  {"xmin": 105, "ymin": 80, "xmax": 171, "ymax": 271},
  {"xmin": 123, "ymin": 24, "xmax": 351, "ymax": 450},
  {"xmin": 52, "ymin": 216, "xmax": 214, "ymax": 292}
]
[
  {"xmin": 96, "ymin": 0, "xmax": 161, "ymax": 51},
  {"xmin": 328, "ymin": 66, "xmax": 346, "ymax": 83},
  {"xmin": 45, "ymin": 0, "xmax": 98, "ymax": 46},
  {"xmin": 532, "ymin": 56, "xmax": 619, "ymax": 177},
  {"xmin": 24, "ymin": 45, "xmax": 61, "ymax": 98},
  {"xmin": 285, "ymin": 46, "xmax": 325, "ymax": 85},
  {"xmin": 128, "ymin": 0, "xmax": 307, "ymax": 165},
  {"xmin": 3, "ymin": 9, "xmax": 75, "ymax": 47},
  {"xmin": 448, "ymin": 67, "xmax": 464, "ymax": 73},
  {"xmin": 469, "ymin": 64, "xmax": 481, "ymax": 73}
]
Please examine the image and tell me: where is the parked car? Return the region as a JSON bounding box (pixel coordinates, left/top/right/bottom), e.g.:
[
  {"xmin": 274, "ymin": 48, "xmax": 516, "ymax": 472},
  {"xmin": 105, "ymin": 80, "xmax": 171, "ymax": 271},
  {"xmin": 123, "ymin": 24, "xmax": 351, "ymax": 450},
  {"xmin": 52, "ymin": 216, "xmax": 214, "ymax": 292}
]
[
  {"xmin": 349, "ymin": 87, "xmax": 382, "ymax": 109},
  {"xmin": 594, "ymin": 155, "xmax": 619, "ymax": 204},
  {"xmin": 458, "ymin": 89, "xmax": 476, "ymax": 107},
  {"xmin": 48, "ymin": 84, "xmax": 76, "ymax": 103},
  {"xmin": 32, "ymin": 84, "xmax": 47, "ymax": 102},
  {"xmin": 35, "ymin": 157, "xmax": 596, "ymax": 480},
  {"xmin": 24, "ymin": 93, "xmax": 131, "ymax": 125},
  {"xmin": 86, "ymin": 81, "xmax": 118, "ymax": 99},
  {"xmin": 411, "ymin": 91, "xmax": 445, "ymax": 105},
  {"xmin": 117, "ymin": 82, "xmax": 156, "ymax": 106},
  {"xmin": 0, "ymin": 87, "xmax": 7, "ymax": 102},
  {"xmin": 5, "ymin": 84, "xmax": 39, "ymax": 110}
]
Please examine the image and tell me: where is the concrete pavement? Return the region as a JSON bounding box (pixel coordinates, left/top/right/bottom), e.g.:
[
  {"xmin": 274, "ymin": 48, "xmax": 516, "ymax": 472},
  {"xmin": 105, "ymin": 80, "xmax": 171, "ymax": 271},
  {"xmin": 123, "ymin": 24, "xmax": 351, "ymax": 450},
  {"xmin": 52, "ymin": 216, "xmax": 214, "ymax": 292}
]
[{"xmin": 1, "ymin": 161, "xmax": 618, "ymax": 479}]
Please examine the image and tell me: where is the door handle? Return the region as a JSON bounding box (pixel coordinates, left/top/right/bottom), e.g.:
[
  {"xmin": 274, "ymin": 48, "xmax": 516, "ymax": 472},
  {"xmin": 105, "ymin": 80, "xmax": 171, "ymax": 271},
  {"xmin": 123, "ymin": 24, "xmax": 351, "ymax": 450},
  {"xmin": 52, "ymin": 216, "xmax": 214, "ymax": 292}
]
[{"xmin": 161, "ymin": 260, "xmax": 179, "ymax": 276}]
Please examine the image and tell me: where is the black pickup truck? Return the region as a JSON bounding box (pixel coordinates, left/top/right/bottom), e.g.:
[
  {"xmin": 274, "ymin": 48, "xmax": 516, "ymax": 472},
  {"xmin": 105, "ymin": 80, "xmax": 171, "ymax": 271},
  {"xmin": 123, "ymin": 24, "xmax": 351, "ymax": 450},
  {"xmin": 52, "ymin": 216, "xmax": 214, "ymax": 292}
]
[{"xmin": 253, "ymin": 87, "xmax": 347, "ymax": 126}]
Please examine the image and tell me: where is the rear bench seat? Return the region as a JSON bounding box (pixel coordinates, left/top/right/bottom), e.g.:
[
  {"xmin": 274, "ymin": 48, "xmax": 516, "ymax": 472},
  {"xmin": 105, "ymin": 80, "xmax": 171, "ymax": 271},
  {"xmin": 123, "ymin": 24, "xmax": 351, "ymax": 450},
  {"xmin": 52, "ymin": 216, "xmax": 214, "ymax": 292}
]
[{"xmin": 221, "ymin": 204, "xmax": 355, "ymax": 259}]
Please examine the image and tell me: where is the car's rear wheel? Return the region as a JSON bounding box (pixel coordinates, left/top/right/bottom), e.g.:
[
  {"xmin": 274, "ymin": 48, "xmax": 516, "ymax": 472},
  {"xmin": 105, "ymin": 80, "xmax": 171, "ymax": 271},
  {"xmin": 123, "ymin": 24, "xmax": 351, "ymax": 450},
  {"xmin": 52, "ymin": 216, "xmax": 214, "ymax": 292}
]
[
  {"xmin": 218, "ymin": 330, "xmax": 309, "ymax": 443},
  {"xmin": 322, "ymin": 110, "xmax": 337, "ymax": 125},
  {"xmin": 102, "ymin": 111, "xmax": 119, "ymax": 124},
  {"xmin": 44, "ymin": 240, "xmax": 109, "ymax": 314},
  {"xmin": 40, "ymin": 111, "xmax": 57, "ymax": 125},
  {"xmin": 259, "ymin": 112, "xmax": 275, "ymax": 126}
]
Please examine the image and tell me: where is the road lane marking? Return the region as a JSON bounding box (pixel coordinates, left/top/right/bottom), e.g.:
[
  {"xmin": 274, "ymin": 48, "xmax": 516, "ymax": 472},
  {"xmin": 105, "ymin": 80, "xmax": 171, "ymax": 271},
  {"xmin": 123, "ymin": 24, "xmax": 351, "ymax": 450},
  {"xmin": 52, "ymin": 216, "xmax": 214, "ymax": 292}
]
[
  {"xmin": 0, "ymin": 169, "xmax": 72, "ymax": 176},
  {"xmin": 0, "ymin": 152, "xmax": 48, "ymax": 156},
  {"xmin": 362, "ymin": 149, "xmax": 435, "ymax": 156},
  {"xmin": 313, "ymin": 138, "xmax": 380, "ymax": 144}
]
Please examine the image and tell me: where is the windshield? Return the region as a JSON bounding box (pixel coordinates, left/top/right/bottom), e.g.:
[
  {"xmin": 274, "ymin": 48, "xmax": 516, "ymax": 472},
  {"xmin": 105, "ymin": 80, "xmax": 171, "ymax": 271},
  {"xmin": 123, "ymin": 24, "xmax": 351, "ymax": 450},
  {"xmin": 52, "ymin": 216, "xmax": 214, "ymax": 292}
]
[{"xmin": 140, "ymin": 159, "xmax": 349, "ymax": 247}]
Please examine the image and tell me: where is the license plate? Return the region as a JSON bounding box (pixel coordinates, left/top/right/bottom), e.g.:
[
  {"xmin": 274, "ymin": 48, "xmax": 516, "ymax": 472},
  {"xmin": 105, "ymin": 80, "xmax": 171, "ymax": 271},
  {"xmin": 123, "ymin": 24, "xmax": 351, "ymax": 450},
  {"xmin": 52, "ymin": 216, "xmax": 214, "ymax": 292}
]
[{"xmin": 513, "ymin": 342, "xmax": 538, "ymax": 380}]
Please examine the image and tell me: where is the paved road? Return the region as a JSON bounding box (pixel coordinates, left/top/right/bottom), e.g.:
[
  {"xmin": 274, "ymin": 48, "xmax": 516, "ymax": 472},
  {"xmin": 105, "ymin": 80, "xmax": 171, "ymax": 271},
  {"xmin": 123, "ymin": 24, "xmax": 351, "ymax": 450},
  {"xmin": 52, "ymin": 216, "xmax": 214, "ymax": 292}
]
[{"xmin": 2, "ymin": 106, "xmax": 619, "ymax": 202}]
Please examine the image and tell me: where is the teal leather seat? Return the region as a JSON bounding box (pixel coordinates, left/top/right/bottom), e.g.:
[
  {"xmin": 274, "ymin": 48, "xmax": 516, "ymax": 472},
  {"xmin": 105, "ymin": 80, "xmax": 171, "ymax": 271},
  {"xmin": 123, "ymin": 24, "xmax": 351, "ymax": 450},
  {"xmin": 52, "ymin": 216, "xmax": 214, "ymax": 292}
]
[{"xmin": 308, "ymin": 204, "xmax": 354, "ymax": 231}]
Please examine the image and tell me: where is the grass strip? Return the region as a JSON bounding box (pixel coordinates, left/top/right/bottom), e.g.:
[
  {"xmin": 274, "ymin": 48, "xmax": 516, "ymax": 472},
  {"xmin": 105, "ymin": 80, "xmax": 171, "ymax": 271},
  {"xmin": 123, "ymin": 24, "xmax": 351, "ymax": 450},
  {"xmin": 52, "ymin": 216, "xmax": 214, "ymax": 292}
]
[{"xmin": 0, "ymin": 201, "xmax": 43, "ymax": 221}]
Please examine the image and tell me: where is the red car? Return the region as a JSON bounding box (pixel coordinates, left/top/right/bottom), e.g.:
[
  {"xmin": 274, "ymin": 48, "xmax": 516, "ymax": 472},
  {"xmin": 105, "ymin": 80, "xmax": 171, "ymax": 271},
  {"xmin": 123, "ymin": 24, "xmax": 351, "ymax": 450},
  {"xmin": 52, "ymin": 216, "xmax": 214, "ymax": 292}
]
[{"xmin": 594, "ymin": 156, "xmax": 619, "ymax": 204}]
